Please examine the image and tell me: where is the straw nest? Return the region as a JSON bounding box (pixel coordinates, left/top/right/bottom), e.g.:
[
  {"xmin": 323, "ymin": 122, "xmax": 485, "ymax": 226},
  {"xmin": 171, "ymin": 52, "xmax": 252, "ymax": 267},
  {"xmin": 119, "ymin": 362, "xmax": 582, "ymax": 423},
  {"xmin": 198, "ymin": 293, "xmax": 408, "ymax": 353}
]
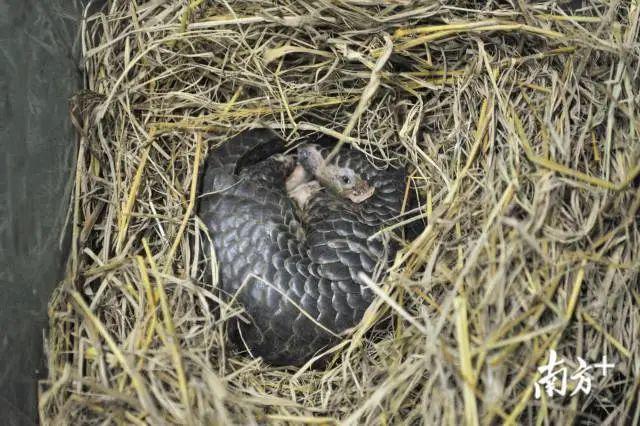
[{"xmin": 39, "ymin": 1, "xmax": 639, "ymax": 424}]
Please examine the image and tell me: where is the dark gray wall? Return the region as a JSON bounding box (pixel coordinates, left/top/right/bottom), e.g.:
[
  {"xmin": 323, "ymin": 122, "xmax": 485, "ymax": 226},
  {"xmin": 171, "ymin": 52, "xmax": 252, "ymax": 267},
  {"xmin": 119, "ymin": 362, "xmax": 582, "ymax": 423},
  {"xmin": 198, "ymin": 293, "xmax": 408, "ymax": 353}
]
[{"xmin": 0, "ymin": 1, "xmax": 83, "ymax": 424}]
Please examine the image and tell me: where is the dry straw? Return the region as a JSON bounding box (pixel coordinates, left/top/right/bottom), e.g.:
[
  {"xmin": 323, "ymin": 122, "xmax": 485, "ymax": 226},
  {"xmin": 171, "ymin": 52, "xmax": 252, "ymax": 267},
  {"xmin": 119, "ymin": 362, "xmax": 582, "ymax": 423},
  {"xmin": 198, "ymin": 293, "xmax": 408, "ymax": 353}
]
[{"xmin": 40, "ymin": 0, "xmax": 639, "ymax": 424}]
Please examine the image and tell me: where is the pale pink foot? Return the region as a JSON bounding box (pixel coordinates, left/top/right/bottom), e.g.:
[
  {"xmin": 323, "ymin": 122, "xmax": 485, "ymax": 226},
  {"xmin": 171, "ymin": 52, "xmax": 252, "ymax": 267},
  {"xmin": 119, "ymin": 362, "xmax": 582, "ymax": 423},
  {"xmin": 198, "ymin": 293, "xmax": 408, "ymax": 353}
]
[
  {"xmin": 288, "ymin": 181, "xmax": 321, "ymax": 209},
  {"xmin": 285, "ymin": 164, "xmax": 310, "ymax": 192}
]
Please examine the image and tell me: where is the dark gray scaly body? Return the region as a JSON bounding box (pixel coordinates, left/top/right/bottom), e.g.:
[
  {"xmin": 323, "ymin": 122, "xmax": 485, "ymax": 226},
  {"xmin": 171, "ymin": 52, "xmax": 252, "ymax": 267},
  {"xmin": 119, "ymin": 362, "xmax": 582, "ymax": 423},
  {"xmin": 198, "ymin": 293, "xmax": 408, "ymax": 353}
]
[{"xmin": 198, "ymin": 129, "xmax": 405, "ymax": 366}]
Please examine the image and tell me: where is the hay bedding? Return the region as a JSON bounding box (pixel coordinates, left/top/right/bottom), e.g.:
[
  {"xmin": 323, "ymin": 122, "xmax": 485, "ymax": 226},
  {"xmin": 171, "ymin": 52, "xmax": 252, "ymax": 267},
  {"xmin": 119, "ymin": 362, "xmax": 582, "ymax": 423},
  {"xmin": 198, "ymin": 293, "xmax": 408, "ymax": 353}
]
[{"xmin": 38, "ymin": 0, "xmax": 639, "ymax": 424}]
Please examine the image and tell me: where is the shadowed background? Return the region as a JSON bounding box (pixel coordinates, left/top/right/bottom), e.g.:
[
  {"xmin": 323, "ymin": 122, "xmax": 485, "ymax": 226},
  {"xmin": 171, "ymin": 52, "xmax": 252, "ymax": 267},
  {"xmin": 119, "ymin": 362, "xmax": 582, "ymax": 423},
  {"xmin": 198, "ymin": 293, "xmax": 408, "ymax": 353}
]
[{"xmin": 0, "ymin": 1, "xmax": 83, "ymax": 424}]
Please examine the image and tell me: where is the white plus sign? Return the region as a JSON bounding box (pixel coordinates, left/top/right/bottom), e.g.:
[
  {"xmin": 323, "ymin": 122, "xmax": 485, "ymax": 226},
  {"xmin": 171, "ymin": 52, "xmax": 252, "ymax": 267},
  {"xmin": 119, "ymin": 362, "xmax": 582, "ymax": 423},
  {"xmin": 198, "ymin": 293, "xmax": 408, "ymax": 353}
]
[{"xmin": 593, "ymin": 355, "xmax": 615, "ymax": 376}]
